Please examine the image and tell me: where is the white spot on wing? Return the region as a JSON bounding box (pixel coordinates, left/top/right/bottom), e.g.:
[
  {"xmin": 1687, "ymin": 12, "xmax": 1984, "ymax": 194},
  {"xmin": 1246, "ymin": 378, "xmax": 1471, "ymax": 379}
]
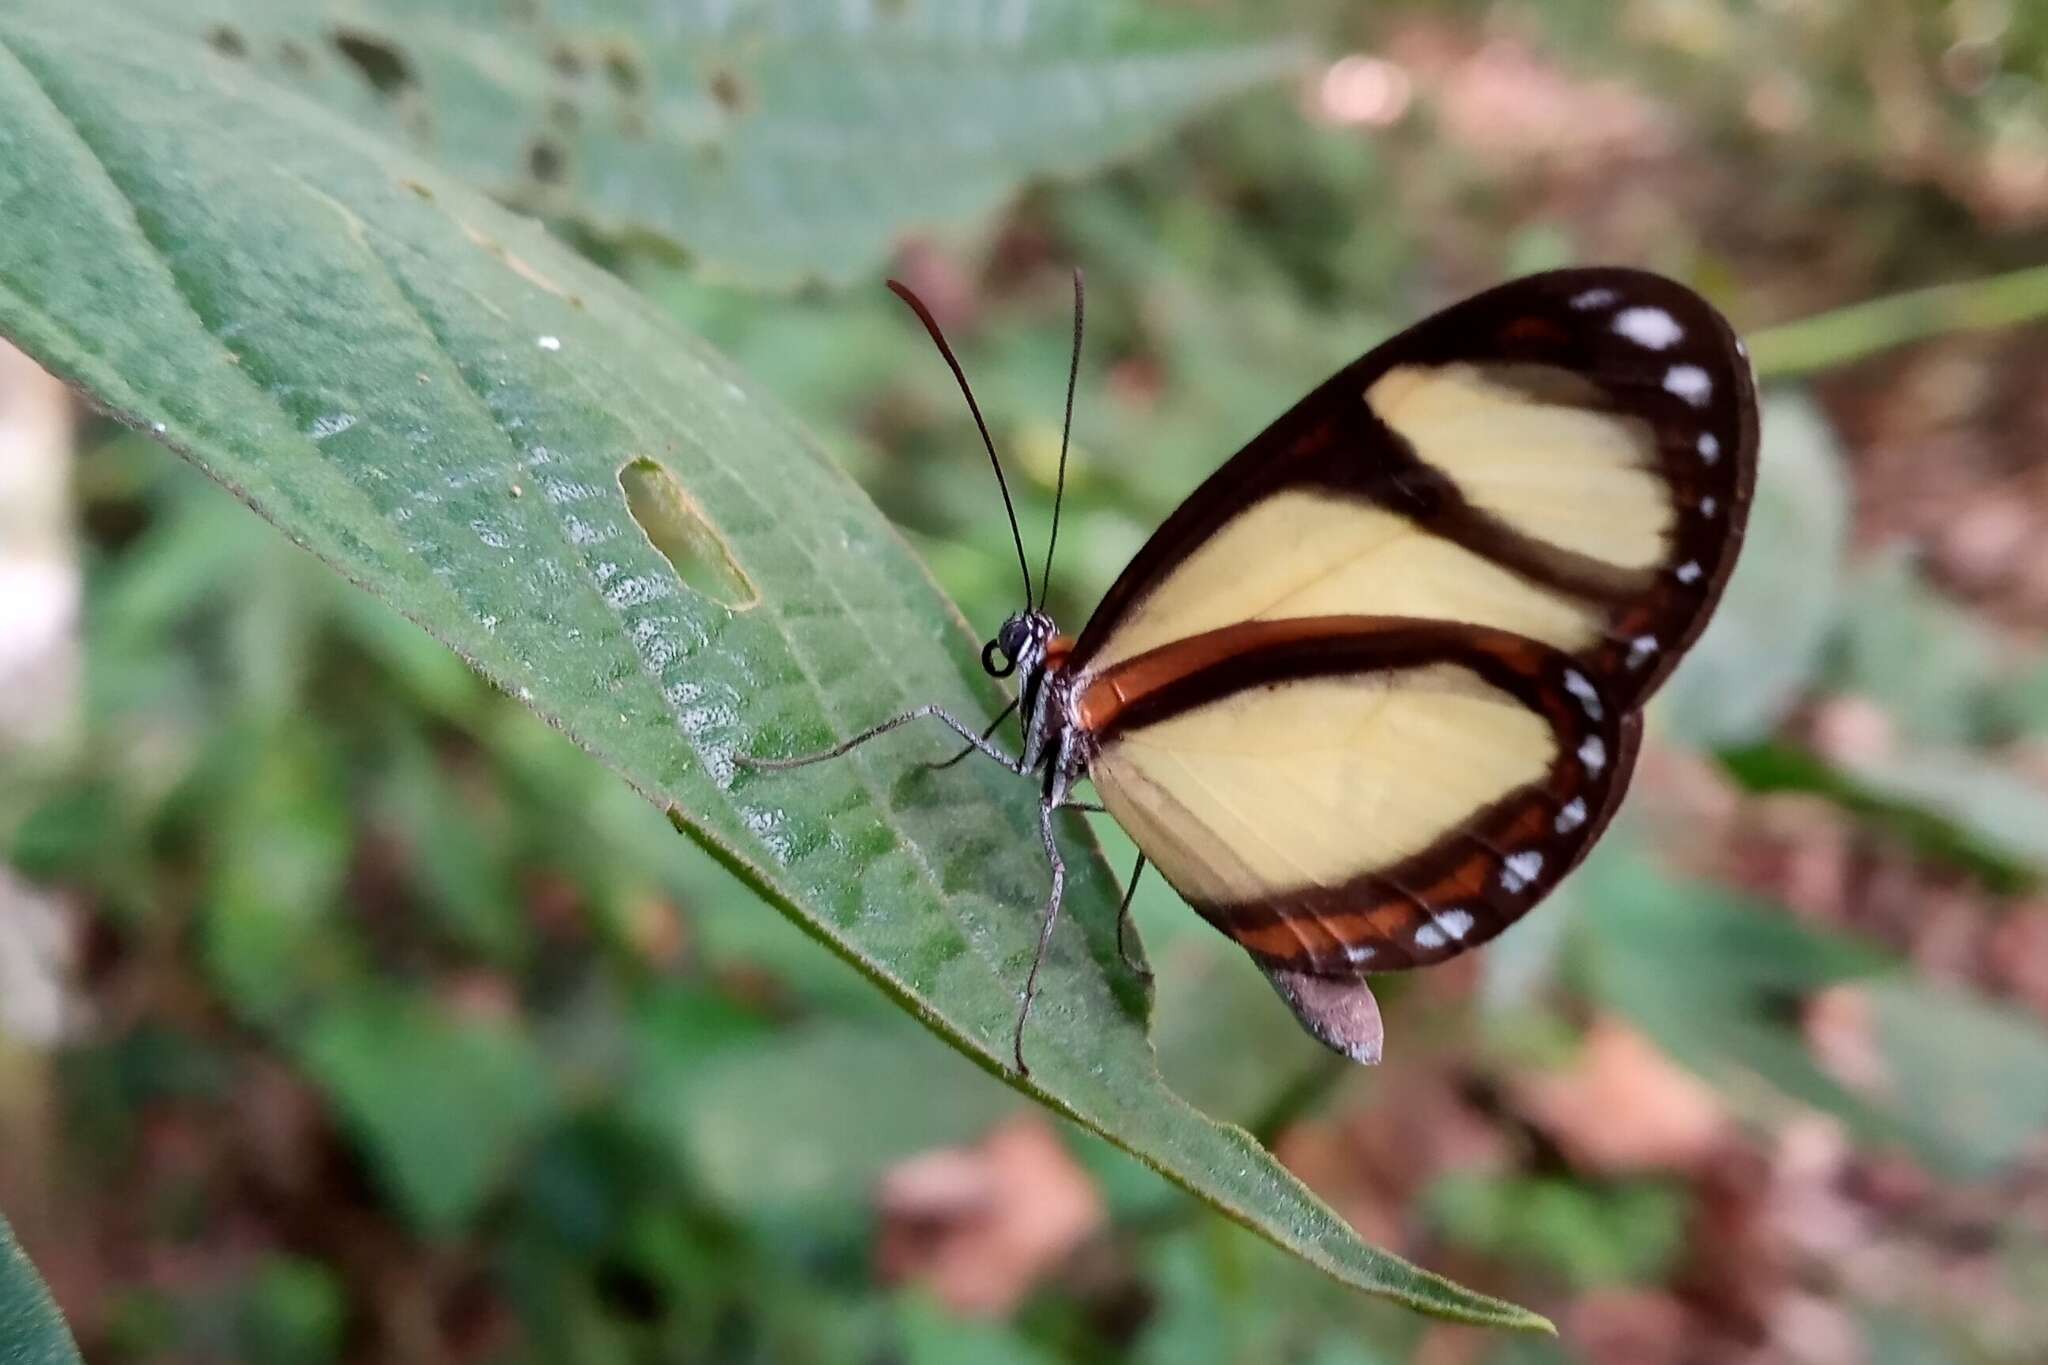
[
  {"xmin": 1698, "ymin": 432, "xmax": 1720, "ymax": 462},
  {"xmin": 1563, "ymin": 668, "xmax": 1604, "ymax": 720},
  {"xmin": 1578, "ymin": 735, "xmax": 1607, "ymax": 774},
  {"xmin": 1570, "ymin": 286, "xmax": 1617, "ymax": 311},
  {"xmin": 1344, "ymin": 943, "xmax": 1376, "ymax": 965},
  {"xmin": 1438, "ymin": 908, "xmax": 1475, "ymax": 941},
  {"xmin": 1700, "ymin": 496, "xmax": 1718, "ymax": 518},
  {"xmin": 1414, "ymin": 923, "xmax": 1446, "ymax": 950},
  {"xmin": 1556, "ymin": 796, "xmax": 1588, "ymax": 833},
  {"xmin": 1663, "ymin": 364, "xmax": 1712, "ymax": 406},
  {"xmin": 1628, "ymin": 634, "xmax": 1660, "ymax": 668},
  {"xmin": 1676, "ymin": 560, "xmax": 1702, "ymax": 584},
  {"xmin": 1613, "ymin": 306, "xmax": 1683, "ymax": 350},
  {"xmin": 1500, "ymin": 850, "xmax": 1545, "ymax": 894}
]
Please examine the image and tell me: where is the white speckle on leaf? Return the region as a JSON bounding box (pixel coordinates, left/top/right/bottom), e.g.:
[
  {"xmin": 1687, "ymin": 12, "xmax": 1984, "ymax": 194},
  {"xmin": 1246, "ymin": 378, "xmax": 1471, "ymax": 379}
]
[
  {"xmin": 742, "ymin": 805, "xmax": 795, "ymax": 861},
  {"xmin": 151, "ymin": 421, "xmax": 167, "ymax": 435},
  {"xmin": 1663, "ymin": 364, "xmax": 1712, "ymax": 406},
  {"xmin": 1613, "ymin": 306, "xmax": 1682, "ymax": 349},
  {"xmin": 542, "ymin": 477, "xmax": 602, "ymax": 506},
  {"xmin": 537, "ymin": 335, "xmax": 562, "ymax": 351},
  {"xmin": 632, "ymin": 616, "xmax": 682, "ymax": 670},
  {"xmin": 564, "ymin": 515, "xmax": 610, "ymax": 546},
  {"xmin": 308, "ymin": 413, "xmax": 356, "ymax": 441},
  {"xmin": 605, "ymin": 575, "xmax": 674, "ymax": 608},
  {"xmin": 471, "ymin": 519, "xmax": 511, "ymax": 549}
]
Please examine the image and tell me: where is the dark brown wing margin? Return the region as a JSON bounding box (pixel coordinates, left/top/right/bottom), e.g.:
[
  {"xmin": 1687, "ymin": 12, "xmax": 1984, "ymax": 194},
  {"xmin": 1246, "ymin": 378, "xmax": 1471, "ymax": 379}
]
[
  {"xmin": 1068, "ymin": 267, "xmax": 1759, "ymax": 711},
  {"xmin": 1076, "ymin": 616, "xmax": 1640, "ymax": 979}
]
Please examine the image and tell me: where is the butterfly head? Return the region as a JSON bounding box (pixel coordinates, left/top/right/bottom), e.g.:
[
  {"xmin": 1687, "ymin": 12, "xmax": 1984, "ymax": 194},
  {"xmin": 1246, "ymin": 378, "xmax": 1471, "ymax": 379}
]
[{"xmin": 983, "ymin": 610, "xmax": 1053, "ymax": 680}]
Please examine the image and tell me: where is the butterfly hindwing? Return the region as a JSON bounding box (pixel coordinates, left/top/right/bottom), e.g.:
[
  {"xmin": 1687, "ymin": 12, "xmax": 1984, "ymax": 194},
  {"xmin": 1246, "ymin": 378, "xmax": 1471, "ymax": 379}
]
[
  {"xmin": 1069, "ymin": 268, "xmax": 1756, "ymax": 711},
  {"xmin": 1076, "ymin": 616, "xmax": 1638, "ymax": 977}
]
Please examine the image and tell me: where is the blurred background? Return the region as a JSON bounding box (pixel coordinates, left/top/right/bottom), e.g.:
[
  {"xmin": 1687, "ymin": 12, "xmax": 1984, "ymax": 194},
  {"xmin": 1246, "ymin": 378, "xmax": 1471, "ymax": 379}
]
[{"xmin": 6, "ymin": 1, "xmax": 2048, "ymax": 1361}]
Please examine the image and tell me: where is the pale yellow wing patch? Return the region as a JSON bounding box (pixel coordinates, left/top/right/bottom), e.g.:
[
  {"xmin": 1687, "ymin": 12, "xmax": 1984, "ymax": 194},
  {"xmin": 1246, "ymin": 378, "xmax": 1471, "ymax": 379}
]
[
  {"xmin": 1089, "ymin": 664, "xmax": 1556, "ymax": 907},
  {"xmin": 1367, "ymin": 364, "xmax": 1672, "ymax": 573},
  {"xmin": 1089, "ymin": 492, "xmax": 1603, "ymax": 670},
  {"xmin": 1088, "ymin": 362, "xmax": 1674, "ymax": 672}
]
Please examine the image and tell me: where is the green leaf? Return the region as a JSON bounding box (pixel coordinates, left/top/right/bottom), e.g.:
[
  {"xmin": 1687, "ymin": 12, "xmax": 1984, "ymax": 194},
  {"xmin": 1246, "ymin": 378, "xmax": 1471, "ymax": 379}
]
[
  {"xmin": 898, "ymin": 1295, "xmax": 1061, "ymax": 1365},
  {"xmin": 299, "ymin": 994, "xmax": 560, "ymax": 1234},
  {"xmin": 1576, "ymin": 845, "xmax": 2048, "ymax": 1178},
  {"xmin": 1866, "ymin": 978, "xmax": 2048, "ymax": 1180},
  {"xmin": 1840, "ymin": 748, "xmax": 2048, "ymax": 875},
  {"xmin": 0, "ymin": 5, "xmax": 1536, "ymax": 1327},
  {"xmin": 630, "ymin": 1018, "xmax": 1017, "ymax": 1223},
  {"xmin": 1573, "ymin": 846, "xmax": 1895, "ymax": 1138},
  {"xmin": 1658, "ymin": 391, "xmax": 1851, "ymax": 748},
  {"xmin": 1422, "ymin": 1174, "xmax": 1688, "ymax": 1291},
  {"xmin": 1823, "ymin": 554, "xmax": 2007, "ymax": 747},
  {"xmin": 0, "ymin": 1212, "xmax": 83, "ymax": 1365},
  {"xmin": 110, "ymin": 0, "xmax": 1301, "ymax": 286}
]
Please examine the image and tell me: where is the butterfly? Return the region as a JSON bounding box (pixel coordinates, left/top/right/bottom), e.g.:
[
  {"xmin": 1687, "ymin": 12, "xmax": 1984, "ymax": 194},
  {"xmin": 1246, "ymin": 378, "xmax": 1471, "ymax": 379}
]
[{"xmin": 742, "ymin": 267, "xmax": 1758, "ymax": 1076}]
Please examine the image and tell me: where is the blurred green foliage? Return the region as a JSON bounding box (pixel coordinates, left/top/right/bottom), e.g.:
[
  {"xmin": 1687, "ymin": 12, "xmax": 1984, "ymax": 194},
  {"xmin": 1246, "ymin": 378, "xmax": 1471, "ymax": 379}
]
[{"xmin": 7, "ymin": 0, "xmax": 2048, "ymax": 1361}]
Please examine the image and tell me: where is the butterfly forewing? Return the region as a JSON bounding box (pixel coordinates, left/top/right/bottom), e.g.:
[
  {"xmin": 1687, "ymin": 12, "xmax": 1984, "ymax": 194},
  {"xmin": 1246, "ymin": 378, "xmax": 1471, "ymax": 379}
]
[
  {"xmin": 1076, "ymin": 617, "xmax": 1638, "ymax": 976},
  {"xmin": 1069, "ymin": 268, "xmax": 1757, "ymax": 712}
]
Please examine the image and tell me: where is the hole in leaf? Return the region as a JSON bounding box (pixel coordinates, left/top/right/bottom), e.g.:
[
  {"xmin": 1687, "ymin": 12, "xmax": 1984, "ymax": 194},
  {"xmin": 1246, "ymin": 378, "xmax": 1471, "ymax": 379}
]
[
  {"xmin": 527, "ymin": 137, "xmax": 569, "ymax": 184},
  {"xmin": 619, "ymin": 459, "xmax": 757, "ymax": 610},
  {"xmin": 206, "ymin": 25, "xmax": 247, "ymax": 58},
  {"xmin": 331, "ymin": 31, "xmax": 415, "ymax": 97}
]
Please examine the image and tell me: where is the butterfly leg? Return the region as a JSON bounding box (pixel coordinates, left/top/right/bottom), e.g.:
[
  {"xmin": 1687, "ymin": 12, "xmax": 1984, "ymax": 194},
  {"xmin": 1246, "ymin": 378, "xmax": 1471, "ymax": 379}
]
[
  {"xmin": 915, "ymin": 698, "xmax": 1019, "ymax": 774},
  {"xmin": 1012, "ymin": 797, "xmax": 1066, "ymax": 1077},
  {"xmin": 1114, "ymin": 852, "xmax": 1151, "ymax": 981},
  {"xmin": 736, "ymin": 704, "xmax": 1025, "ymax": 775}
]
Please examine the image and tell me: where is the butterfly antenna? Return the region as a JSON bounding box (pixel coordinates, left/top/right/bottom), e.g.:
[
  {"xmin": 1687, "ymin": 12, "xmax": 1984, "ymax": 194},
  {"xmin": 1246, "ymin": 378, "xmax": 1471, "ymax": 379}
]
[
  {"xmin": 887, "ymin": 279, "xmax": 1034, "ymax": 607},
  {"xmin": 1038, "ymin": 268, "xmax": 1084, "ymax": 611}
]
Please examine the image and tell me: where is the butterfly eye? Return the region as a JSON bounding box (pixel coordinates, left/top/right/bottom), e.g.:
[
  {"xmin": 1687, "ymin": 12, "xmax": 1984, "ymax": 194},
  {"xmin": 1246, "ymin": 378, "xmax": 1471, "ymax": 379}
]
[{"xmin": 981, "ymin": 638, "xmax": 1017, "ymax": 678}]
